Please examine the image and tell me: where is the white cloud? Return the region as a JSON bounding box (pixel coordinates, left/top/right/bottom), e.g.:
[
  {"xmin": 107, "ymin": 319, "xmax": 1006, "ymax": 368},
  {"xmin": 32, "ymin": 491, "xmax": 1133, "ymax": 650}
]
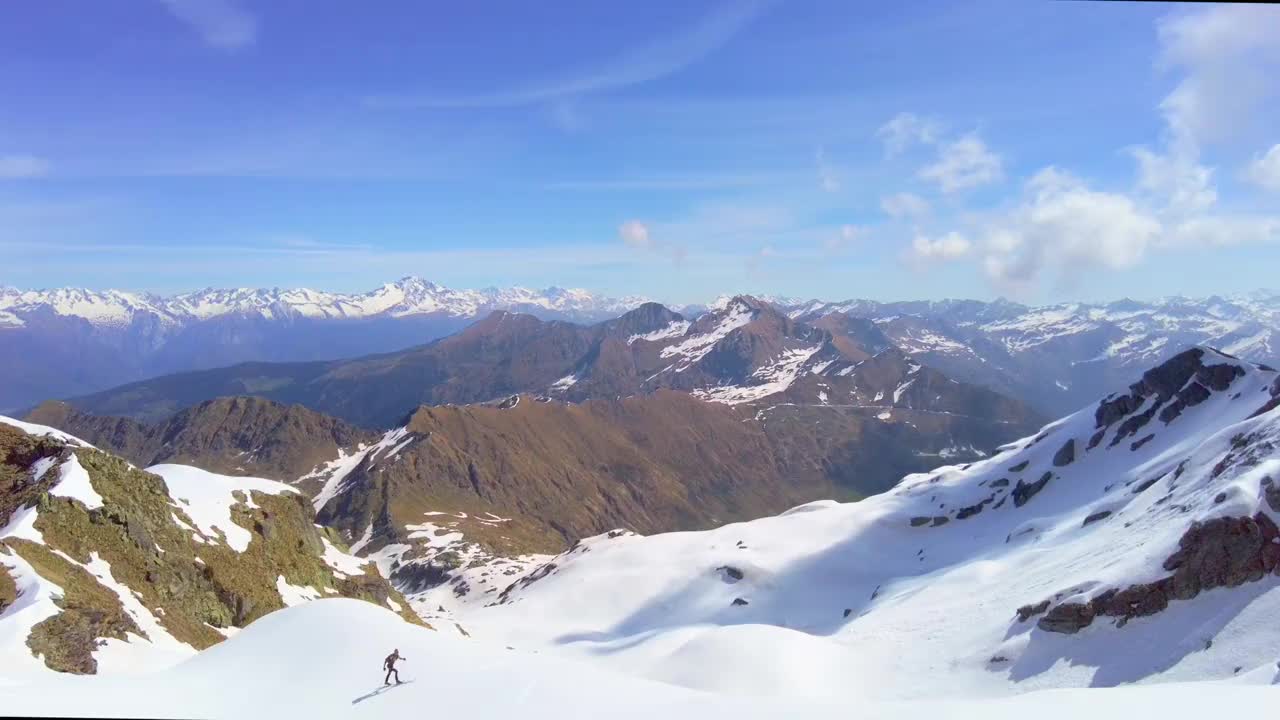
[
  {"xmin": 618, "ymin": 220, "xmax": 653, "ymax": 249},
  {"xmin": 1155, "ymin": 5, "xmax": 1280, "ymax": 146},
  {"xmin": 880, "ymin": 192, "xmax": 930, "ymax": 219},
  {"xmin": 158, "ymin": 0, "xmax": 257, "ymax": 50},
  {"xmin": 875, "ymin": 113, "xmax": 941, "ymax": 155},
  {"xmin": 1132, "ymin": 142, "xmax": 1217, "ymax": 215},
  {"xmin": 909, "ymin": 232, "xmax": 971, "ymax": 263},
  {"xmin": 1168, "ymin": 214, "xmax": 1280, "ymax": 247},
  {"xmin": 980, "ymin": 168, "xmax": 1160, "ymax": 287},
  {"xmin": 0, "ymin": 155, "xmax": 49, "ymax": 178},
  {"xmin": 1246, "ymin": 144, "xmax": 1280, "ymax": 193},
  {"xmin": 919, "ymin": 134, "xmax": 1002, "ymax": 193},
  {"xmin": 815, "ymin": 146, "xmax": 840, "ymax": 192}
]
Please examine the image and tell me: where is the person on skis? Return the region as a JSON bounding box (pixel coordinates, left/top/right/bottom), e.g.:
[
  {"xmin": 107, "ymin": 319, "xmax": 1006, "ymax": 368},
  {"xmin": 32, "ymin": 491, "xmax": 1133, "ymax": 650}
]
[{"xmin": 383, "ymin": 649, "xmax": 406, "ymax": 685}]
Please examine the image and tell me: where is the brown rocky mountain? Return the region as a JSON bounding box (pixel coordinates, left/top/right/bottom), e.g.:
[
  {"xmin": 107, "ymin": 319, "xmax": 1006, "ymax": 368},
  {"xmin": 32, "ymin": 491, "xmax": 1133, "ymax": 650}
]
[
  {"xmin": 26, "ymin": 388, "xmax": 1041, "ymax": 594},
  {"xmin": 26, "ymin": 397, "xmax": 374, "ymax": 480},
  {"xmin": 58, "ymin": 297, "xmax": 1044, "ymax": 435}
]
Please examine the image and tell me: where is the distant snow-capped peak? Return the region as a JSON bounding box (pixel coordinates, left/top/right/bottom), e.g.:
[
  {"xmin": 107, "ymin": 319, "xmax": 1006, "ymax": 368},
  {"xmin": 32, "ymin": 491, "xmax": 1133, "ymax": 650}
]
[{"xmin": 0, "ymin": 277, "xmax": 648, "ymax": 328}]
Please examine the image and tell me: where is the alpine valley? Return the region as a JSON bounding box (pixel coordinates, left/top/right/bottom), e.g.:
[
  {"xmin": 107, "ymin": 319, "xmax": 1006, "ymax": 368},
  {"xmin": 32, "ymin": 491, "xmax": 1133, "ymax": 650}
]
[{"xmin": 3, "ymin": 282, "xmax": 1280, "ymax": 718}]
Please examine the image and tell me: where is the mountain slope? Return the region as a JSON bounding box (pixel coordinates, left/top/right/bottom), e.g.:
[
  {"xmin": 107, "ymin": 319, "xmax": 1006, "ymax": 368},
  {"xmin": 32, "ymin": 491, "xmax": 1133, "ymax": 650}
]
[
  {"xmin": 3, "ymin": 598, "xmax": 1270, "ymax": 720},
  {"xmin": 0, "ymin": 416, "xmax": 421, "ymax": 679},
  {"xmin": 788, "ymin": 293, "xmax": 1280, "ymax": 416},
  {"xmin": 439, "ymin": 347, "xmax": 1280, "ymax": 700},
  {"xmin": 61, "ymin": 297, "xmax": 1043, "ymax": 436},
  {"xmin": 0, "ymin": 277, "xmax": 645, "ymax": 411}
]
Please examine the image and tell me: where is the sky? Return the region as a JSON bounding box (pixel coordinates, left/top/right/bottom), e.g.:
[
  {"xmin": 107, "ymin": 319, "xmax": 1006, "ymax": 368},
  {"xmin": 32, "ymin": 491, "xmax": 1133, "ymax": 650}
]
[{"xmin": 1, "ymin": 0, "xmax": 1278, "ymax": 306}]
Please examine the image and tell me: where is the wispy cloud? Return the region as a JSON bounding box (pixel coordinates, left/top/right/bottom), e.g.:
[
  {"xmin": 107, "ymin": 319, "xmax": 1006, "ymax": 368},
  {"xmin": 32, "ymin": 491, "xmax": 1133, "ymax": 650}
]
[
  {"xmin": 0, "ymin": 155, "xmax": 50, "ymax": 179},
  {"xmin": 618, "ymin": 220, "xmax": 653, "ymax": 250},
  {"xmin": 918, "ymin": 134, "xmax": 1002, "ymax": 193},
  {"xmin": 1246, "ymin": 144, "xmax": 1280, "ymax": 193},
  {"xmin": 815, "ymin": 146, "xmax": 840, "ymax": 192},
  {"xmin": 158, "ymin": 0, "xmax": 257, "ymax": 50},
  {"xmin": 875, "ymin": 112, "xmax": 941, "ymax": 156},
  {"xmin": 880, "ymin": 192, "xmax": 930, "ymax": 219},
  {"xmin": 364, "ymin": 1, "xmax": 773, "ymax": 109}
]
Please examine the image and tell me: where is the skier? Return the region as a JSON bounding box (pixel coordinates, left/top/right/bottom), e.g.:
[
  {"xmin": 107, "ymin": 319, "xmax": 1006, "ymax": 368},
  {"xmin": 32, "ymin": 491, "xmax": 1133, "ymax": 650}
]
[{"xmin": 383, "ymin": 649, "xmax": 406, "ymax": 686}]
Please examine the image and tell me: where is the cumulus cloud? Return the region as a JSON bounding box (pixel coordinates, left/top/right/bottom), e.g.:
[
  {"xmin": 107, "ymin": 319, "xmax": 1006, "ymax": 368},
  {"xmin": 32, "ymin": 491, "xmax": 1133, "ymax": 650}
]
[
  {"xmin": 1155, "ymin": 5, "xmax": 1280, "ymax": 146},
  {"xmin": 159, "ymin": 0, "xmax": 257, "ymax": 50},
  {"xmin": 618, "ymin": 220, "xmax": 653, "ymax": 249},
  {"xmin": 0, "ymin": 155, "xmax": 49, "ymax": 178},
  {"xmin": 909, "ymin": 232, "xmax": 972, "ymax": 264},
  {"xmin": 880, "ymin": 192, "xmax": 930, "ymax": 219},
  {"xmin": 979, "ymin": 168, "xmax": 1160, "ymax": 288},
  {"xmin": 919, "ymin": 134, "xmax": 1003, "ymax": 193},
  {"xmin": 875, "ymin": 113, "xmax": 941, "ymax": 155},
  {"xmin": 1246, "ymin": 144, "xmax": 1280, "ymax": 193},
  {"xmin": 1132, "ymin": 142, "xmax": 1217, "ymax": 216}
]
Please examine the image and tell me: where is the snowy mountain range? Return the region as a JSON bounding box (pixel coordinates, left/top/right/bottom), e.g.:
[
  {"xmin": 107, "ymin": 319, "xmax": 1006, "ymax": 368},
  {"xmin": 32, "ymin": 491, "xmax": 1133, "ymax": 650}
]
[
  {"xmin": 783, "ymin": 292, "xmax": 1280, "ymax": 415},
  {"xmin": 0, "ymin": 277, "xmax": 646, "ymax": 327},
  {"xmin": 0, "ymin": 278, "xmax": 648, "ymax": 411},
  {"xmin": 3, "ymin": 279, "xmax": 1278, "ymax": 421},
  {"xmin": 3, "ymin": 346, "xmax": 1279, "ymax": 717}
]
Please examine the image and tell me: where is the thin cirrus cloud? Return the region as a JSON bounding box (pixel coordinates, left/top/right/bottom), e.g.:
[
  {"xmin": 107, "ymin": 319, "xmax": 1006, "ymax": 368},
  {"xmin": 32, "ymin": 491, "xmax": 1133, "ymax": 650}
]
[
  {"xmin": 157, "ymin": 0, "xmax": 257, "ymax": 50},
  {"xmin": 364, "ymin": 0, "xmax": 774, "ymax": 109}
]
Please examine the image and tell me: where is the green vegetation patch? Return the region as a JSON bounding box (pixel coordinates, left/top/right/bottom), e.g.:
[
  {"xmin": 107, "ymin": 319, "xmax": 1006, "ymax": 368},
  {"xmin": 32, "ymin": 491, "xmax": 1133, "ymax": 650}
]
[
  {"xmin": 3, "ymin": 538, "xmax": 143, "ymax": 675},
  {"xmin": 0, "ymin": 562, "xmax": 16, "ymax": 614}
]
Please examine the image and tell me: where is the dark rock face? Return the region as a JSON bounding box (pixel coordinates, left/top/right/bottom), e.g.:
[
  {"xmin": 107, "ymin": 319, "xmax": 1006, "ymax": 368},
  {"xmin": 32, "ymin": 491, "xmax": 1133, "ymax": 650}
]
[
  {"xmin": 1163, "ymin": 514, "xmax": 1275, "ymax": 597},
  {"xmin": 1053, "ymin": 439, "xmax": 1076, "ymax": 467},
  {"xmin": 1093, "ymin": 349, "xmax": 1248, "ymax": 449},
  {"xmin": 1159, "ymin": 382, "xmax": 1211, "ymax": 424},
  {"xmin": 731, "ymin": 597, "xmax": 749, "ymax": 606},
  {"xmin": 1008, "ymin": 461, "xmax": 1029, "ymax": 473},
  {"xmin": 1038, "ymin": 602, "xmax": 1095, "ymax": 633},
  {"xmin": 1016, "ymin": 599, "xmax": 1050, "ymax": 622},
  {"xmin": 991, "ymin": 478, "xmax": 1009, "ymax": 488},
  {"xmin": 1036, "ymin": 511, "xmax": 1280, "ymax": 634},
  {"xmin": 1088, "ymin": 429, "xmax": 1106, "ymax": 450},
  {"xmin": 909, "ymin": 516, "xmax": 931, "ymax": 527},
  {"xmin": 1013, "ymin": 472, "xmax": 1053, "ymax": 507},
  {"xmin": 930, "ymin": 516, "xmax": 950, "ymax": 527},
  {"xmin": 389, "ymin": 562, "xmax": 451, "ymax": 593},
  {"xmin": 1083, "ymin": 510, "xmax": 1112, "ymax": 526},
  {"xmin": 1130, "ymin": 434, "xmax": 1155, "ymax": 451}
]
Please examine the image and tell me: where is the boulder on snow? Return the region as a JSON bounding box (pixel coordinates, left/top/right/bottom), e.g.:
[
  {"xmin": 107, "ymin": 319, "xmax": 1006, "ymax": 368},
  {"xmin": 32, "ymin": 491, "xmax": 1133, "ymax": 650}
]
[
  {"xmin": 1052, "ymin": 439, "xmax": 1076, "ymax": 467},
  {"xmin": 1012, "ymin": 472, "xmax": 1052, "ymax": 507},
  {"xmin": 1038, "ymin": 602, "xmax": 1095, "ymax": 634},
  {"xmin": 716, "ymin": 565, "xmax": 745, "ymax": 582},
  {"xmin": 1082, "ymin": 510, "xmax": 1112, "ymax": 527},
  {"xmin": 731, "ymin": 597, "xmax": 749, "ymax": 607},
  {"xmin": 1015, "ymin": 599, "xmax": 1050, "ymax": 622}
]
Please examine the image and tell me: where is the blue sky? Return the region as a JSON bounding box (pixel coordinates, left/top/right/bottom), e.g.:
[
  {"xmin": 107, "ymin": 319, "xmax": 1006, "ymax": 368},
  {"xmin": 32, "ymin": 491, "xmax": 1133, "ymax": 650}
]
[{"xmin": 1, "ymin": 0, "xmax": 1278, "ymax": 305}]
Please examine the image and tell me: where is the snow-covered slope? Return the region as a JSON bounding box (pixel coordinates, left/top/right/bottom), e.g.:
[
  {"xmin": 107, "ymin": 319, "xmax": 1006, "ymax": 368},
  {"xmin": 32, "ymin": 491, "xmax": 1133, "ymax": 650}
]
[
  {"xmin": 445, "ymin": 347, "xmax": 1280, "ymax": 701},
  {"xmin": 0, "ymin": 598, "xmax": 1272, "ymax": 720},
  {"xmin": 0, "ymin": 417, "xmax": 419, "ymax": 680}
]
